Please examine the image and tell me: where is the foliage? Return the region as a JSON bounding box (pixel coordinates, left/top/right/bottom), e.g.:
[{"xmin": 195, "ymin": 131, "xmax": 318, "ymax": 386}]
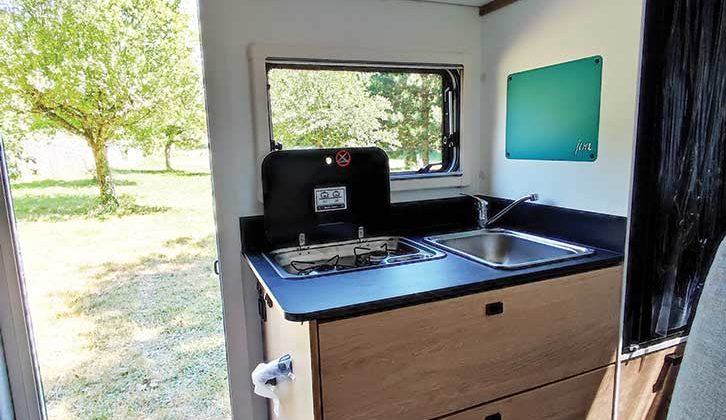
[
  {"xmin": 268, "ymin": 69, "xmax": 397, "ymax": 150},
  {"xmin": 158, "ymin": 81, "xmax": 207, "ymax": 171},
  {"xmin": 0, "ymin": 92, "xmax": 35, "ymax": 179},
  {"xmin": 369, "ymin": 73, "xmax": 443, "ymax": 167},
  {"xmin": 0, "ymin": 131, "xmax": 33, "ymax": 180},
  {"xmin": 267, "ymin": 68, "xmax": 443, "ymax": 171},
  {"xmin": 141, "ymin": 17, "xmax": 206, "ymax": 171},
  {"xmin": 0, "ymin": 0, "xmax": 202, "ymax": 206}
]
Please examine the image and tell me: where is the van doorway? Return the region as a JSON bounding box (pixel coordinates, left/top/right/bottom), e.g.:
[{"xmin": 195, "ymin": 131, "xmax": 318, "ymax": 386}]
[{"xmin": 0, "ymin": 0, "xmax": 232, "ymax": 418}]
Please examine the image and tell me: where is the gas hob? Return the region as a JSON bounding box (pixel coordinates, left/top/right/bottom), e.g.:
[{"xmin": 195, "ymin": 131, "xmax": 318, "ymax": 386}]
[{"xmin": 263, "ymin": 236, "xmax": 445, "ymax": 279}]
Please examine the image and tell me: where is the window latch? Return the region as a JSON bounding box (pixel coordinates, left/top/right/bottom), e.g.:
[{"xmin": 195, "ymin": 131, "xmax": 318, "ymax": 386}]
[{"xmin": 446, "ymin": 90, "xmax": 454, "ymax": 137}]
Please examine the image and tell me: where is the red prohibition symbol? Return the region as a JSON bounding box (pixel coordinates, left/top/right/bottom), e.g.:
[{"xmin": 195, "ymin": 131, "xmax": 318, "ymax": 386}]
[{"xmin": 335, "ymin": 150, "xmax": 352, "ymax": 168}]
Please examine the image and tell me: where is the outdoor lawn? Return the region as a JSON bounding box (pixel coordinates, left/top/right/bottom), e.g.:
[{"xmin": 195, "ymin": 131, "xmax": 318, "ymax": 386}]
[{"xmin": 10, "ymin": 151, "xmax": 231, "ymax": 419}]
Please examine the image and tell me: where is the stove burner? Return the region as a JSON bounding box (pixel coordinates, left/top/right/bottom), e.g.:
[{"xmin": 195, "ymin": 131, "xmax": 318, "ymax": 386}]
[
  {"xmin": 354, "ymin": 244, "xmax": 393, "ymax": 266},
  {"xmin": 289, "ymin": 255, "xmax": 354, "ymax": 275},
  {"xmin": 368, "ymin": 250, "xmax": 388, "ymax": 264}
]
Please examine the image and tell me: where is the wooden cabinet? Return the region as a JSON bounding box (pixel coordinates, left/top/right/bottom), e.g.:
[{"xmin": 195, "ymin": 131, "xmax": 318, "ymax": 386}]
[
  {"xmin": 442, "ymin": 365, "xmax": 615, "ymax": 420},
  {"xmin": 618, "ymin": 344, "xmax": 685, "ymax": 420},
  {"xmin": 259, "ymin": 266, "xmax": 622, "ymax": 420},
  {"xmin": 318, "ymin": 266, "xmax": 621, "ymax": 420}
]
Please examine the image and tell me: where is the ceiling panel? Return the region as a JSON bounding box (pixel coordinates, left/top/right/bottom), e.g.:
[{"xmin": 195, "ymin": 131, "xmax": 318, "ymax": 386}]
[{"xmin": 411, "ymin": 0, "xmax": 492, "ymax": 7}]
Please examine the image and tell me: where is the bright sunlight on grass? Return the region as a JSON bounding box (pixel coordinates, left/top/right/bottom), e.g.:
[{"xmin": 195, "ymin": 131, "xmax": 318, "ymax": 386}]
[{"xmin": 12, "ymin": 151, "xmax": 231, "ymax": 419}]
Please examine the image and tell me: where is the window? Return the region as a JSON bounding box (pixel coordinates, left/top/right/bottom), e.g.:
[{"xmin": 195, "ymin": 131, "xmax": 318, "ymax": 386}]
[{"xmin": 265, "ymin": 60, "xmax": 462, "ymax": 177}]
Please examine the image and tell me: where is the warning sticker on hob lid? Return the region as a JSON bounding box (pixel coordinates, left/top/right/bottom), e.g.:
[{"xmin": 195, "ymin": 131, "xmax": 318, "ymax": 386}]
[{"xmin": 314, "ymin": 186, "xmax": 347, "ymax": 212}]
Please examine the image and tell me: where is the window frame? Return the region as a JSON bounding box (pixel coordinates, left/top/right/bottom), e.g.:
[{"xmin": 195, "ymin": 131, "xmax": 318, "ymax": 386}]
[
  {"xmin": 248, "ymin": 44, "xmax": 475, "ymax": 197},
  {"xmin": 263, "ymin": 59, "xmax": 463, "ymax": 179},
  {"xmin": 0, "ymin": 138, "xmax": 46, "ymax": 420}
]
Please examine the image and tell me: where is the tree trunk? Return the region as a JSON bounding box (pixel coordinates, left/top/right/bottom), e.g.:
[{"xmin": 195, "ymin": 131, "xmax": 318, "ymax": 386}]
[
  {"xmin": 165, "ymin": 140, "xmax": 173, "ymax": 171},
  {"xmin": 88, "ymin": 138, "xmax": 118, "ymax": 208}
]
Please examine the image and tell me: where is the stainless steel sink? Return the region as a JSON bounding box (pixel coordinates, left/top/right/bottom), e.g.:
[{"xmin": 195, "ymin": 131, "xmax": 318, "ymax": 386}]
[{"xmin": 424, "ymin": 228, "xmax": 593, "ymax": 269}]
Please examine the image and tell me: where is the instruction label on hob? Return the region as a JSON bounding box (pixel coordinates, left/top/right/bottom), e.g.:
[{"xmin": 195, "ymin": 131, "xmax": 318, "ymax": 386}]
[{"xmin": 314, "ymin": 186, "xmax": 347, "ymax": 212}]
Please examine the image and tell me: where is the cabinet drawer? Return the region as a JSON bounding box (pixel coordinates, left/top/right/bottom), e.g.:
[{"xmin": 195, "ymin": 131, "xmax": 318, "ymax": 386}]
[
  {"xmin": 318, "ymin": 266, "xmax": 621, "ymax": 420},
  {"xmin": 443, "ymin": 365, "xmax": 615, "ymax": 420},
  {"xmin": 618, "ymin": 345, "xmax": 685, "ymax": 420}
]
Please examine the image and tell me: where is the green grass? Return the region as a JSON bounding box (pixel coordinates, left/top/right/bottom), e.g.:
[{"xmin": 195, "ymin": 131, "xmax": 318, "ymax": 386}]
[
  {"xmin": 13, "ymin": 178, "xmax": 137, "ymax": 190},
  {"xmin": 12, "ymin": 193, "xmax": 169, "ymax": 222},
  {"xmin": 113, "ymin": 168, "xmax": 210, "ymax": 177},
  {"xmin": 13, "ymin": 194, "xmax": 103, "ymax": 220},
  {"xmin": 12, "ymin": 159, "xmax": 231, "ymax": 419}
]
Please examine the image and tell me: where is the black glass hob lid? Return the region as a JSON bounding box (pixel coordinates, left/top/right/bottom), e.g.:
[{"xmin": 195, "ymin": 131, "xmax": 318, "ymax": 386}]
[{"xmin": 261, "ymin": 147, "xmax": 391, "ymax": 248}]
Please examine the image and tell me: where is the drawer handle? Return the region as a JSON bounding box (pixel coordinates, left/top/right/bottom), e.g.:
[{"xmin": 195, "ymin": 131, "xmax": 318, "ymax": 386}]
[
  {"xmin": 665, "ymin": 353, "xmax": 683, "ymax": 366},
  {"xmin": 485, "ymin": 413, "xmax": 502, "ymax": 420},
  {"xmin": 653, "ymin": 352, "xmax": 684, "ymax": 392},
  {"xmin": 485, "ymin": 302, "xmax": 504, "ymax": 316}
]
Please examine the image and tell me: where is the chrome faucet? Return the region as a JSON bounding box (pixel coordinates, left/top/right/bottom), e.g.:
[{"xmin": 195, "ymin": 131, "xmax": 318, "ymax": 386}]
[
  {"xmin": 460, "ymin": 193, "xmax": 490, "ymax": 229},
  {"xmin": 461, "ymin": 193, "xmax": 539, "ymax": 229}
]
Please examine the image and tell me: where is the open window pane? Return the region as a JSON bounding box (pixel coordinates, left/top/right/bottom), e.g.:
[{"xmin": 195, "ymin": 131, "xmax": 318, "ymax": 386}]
[
  {"xmin": 267, "ymin": 65, "xmax": 459, "ymax": 174},
  {"xmin": 0, "ymin": 0, "xmax": 231, "ymax": 417}
]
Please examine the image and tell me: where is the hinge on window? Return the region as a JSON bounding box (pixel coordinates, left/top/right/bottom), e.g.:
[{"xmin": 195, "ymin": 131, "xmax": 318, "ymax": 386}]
[
  {"xmin": 272, "ymin": 141, "xmax": 283, "ymax": 151},
  {"xmin": 442, "ymin": 135, "xmax": 456, "ymax": 149},
  {"xmin": 627, "ymin": 344, "xmax": 640, "ymax": 353},
  {"xmin": 417, "ymin": 163, "xmax": 437, "ymax": 174}
]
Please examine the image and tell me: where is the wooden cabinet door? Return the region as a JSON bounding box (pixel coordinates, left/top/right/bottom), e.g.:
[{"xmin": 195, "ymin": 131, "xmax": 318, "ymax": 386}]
[
  {"xmin": 443, "ymin": 365, "xmax": 615, "ymax": 420},
  {"xmin": 618, "ymin": 345, "xmax": 685, "ymax": 420},
  {"xmin": 317, "ymin": 266, "xmax": 622, "ymax": 420}
]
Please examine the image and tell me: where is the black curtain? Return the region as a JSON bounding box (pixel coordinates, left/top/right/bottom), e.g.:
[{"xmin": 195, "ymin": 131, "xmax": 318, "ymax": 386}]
[{"xmin": 625, "ymin": 0, "xmax": 726, "ymax": 347}]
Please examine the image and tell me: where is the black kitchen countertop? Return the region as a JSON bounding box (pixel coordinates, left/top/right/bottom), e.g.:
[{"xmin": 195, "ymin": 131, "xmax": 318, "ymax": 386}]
[
  {"xmin": 245, "ymin": 239, "xmax": 622, "ymax": 322},
  {"xmin": 242, "ymin": 196, "xmax": 627, "ymax": 322}
]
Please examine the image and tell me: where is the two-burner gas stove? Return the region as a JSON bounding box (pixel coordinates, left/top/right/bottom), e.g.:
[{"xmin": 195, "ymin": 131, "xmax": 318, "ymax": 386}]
[{"xmin": 263, "ymin": 236, "xmax": 445, "ymax": 279}]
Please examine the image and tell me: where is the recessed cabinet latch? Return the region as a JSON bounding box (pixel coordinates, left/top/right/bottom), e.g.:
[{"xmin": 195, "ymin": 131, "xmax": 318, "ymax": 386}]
[
  {"xmin": 256, "ymin": 283, "xmax": 267, "ymax": 322},
  {"xmin": 485, "ymin": 302, "xmax": 504, "ymax": 316}
]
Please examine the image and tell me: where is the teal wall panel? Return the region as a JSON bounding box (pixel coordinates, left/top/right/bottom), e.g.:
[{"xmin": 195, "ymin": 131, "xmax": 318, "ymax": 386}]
[{"xmin": 506, "ymin": 55, "xmax": 603, "ymax": 161}]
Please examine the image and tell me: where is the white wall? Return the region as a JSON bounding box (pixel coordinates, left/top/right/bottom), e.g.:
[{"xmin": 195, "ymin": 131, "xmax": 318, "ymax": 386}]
[
  {"xmin": 479, "ymin": 0, "xmax": 644, "ymax": 216},
  {"xmin": 197, "ymin": 1, "xmax": 482, "ymax": 418},
  {"xmin": 199, "ymin": 1, "xmax": 644, "ymax": 417}
]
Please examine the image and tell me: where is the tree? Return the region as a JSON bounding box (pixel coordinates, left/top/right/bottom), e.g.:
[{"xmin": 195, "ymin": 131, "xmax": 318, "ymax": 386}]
[
  {"xmin": 0, "ymin": 97, "xmax": 34, "ymax": 179},
  {"xmin": 0, "ymin": 0, "xmax": 199, "ymax": 208},
  {"xmin": 369, "ymin": 73, "xmax": 443, "ymax": 168},
  {"xmin": 268, "ymin": 69, "xmax": 396, "ymax": 150},
  {"xmin": 267, "ymin": 68, "xmax": 443, "ymax": 172},
  {"xmin": 158, "ymin": 65, "xmax": 206, "ymax": 171}
]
